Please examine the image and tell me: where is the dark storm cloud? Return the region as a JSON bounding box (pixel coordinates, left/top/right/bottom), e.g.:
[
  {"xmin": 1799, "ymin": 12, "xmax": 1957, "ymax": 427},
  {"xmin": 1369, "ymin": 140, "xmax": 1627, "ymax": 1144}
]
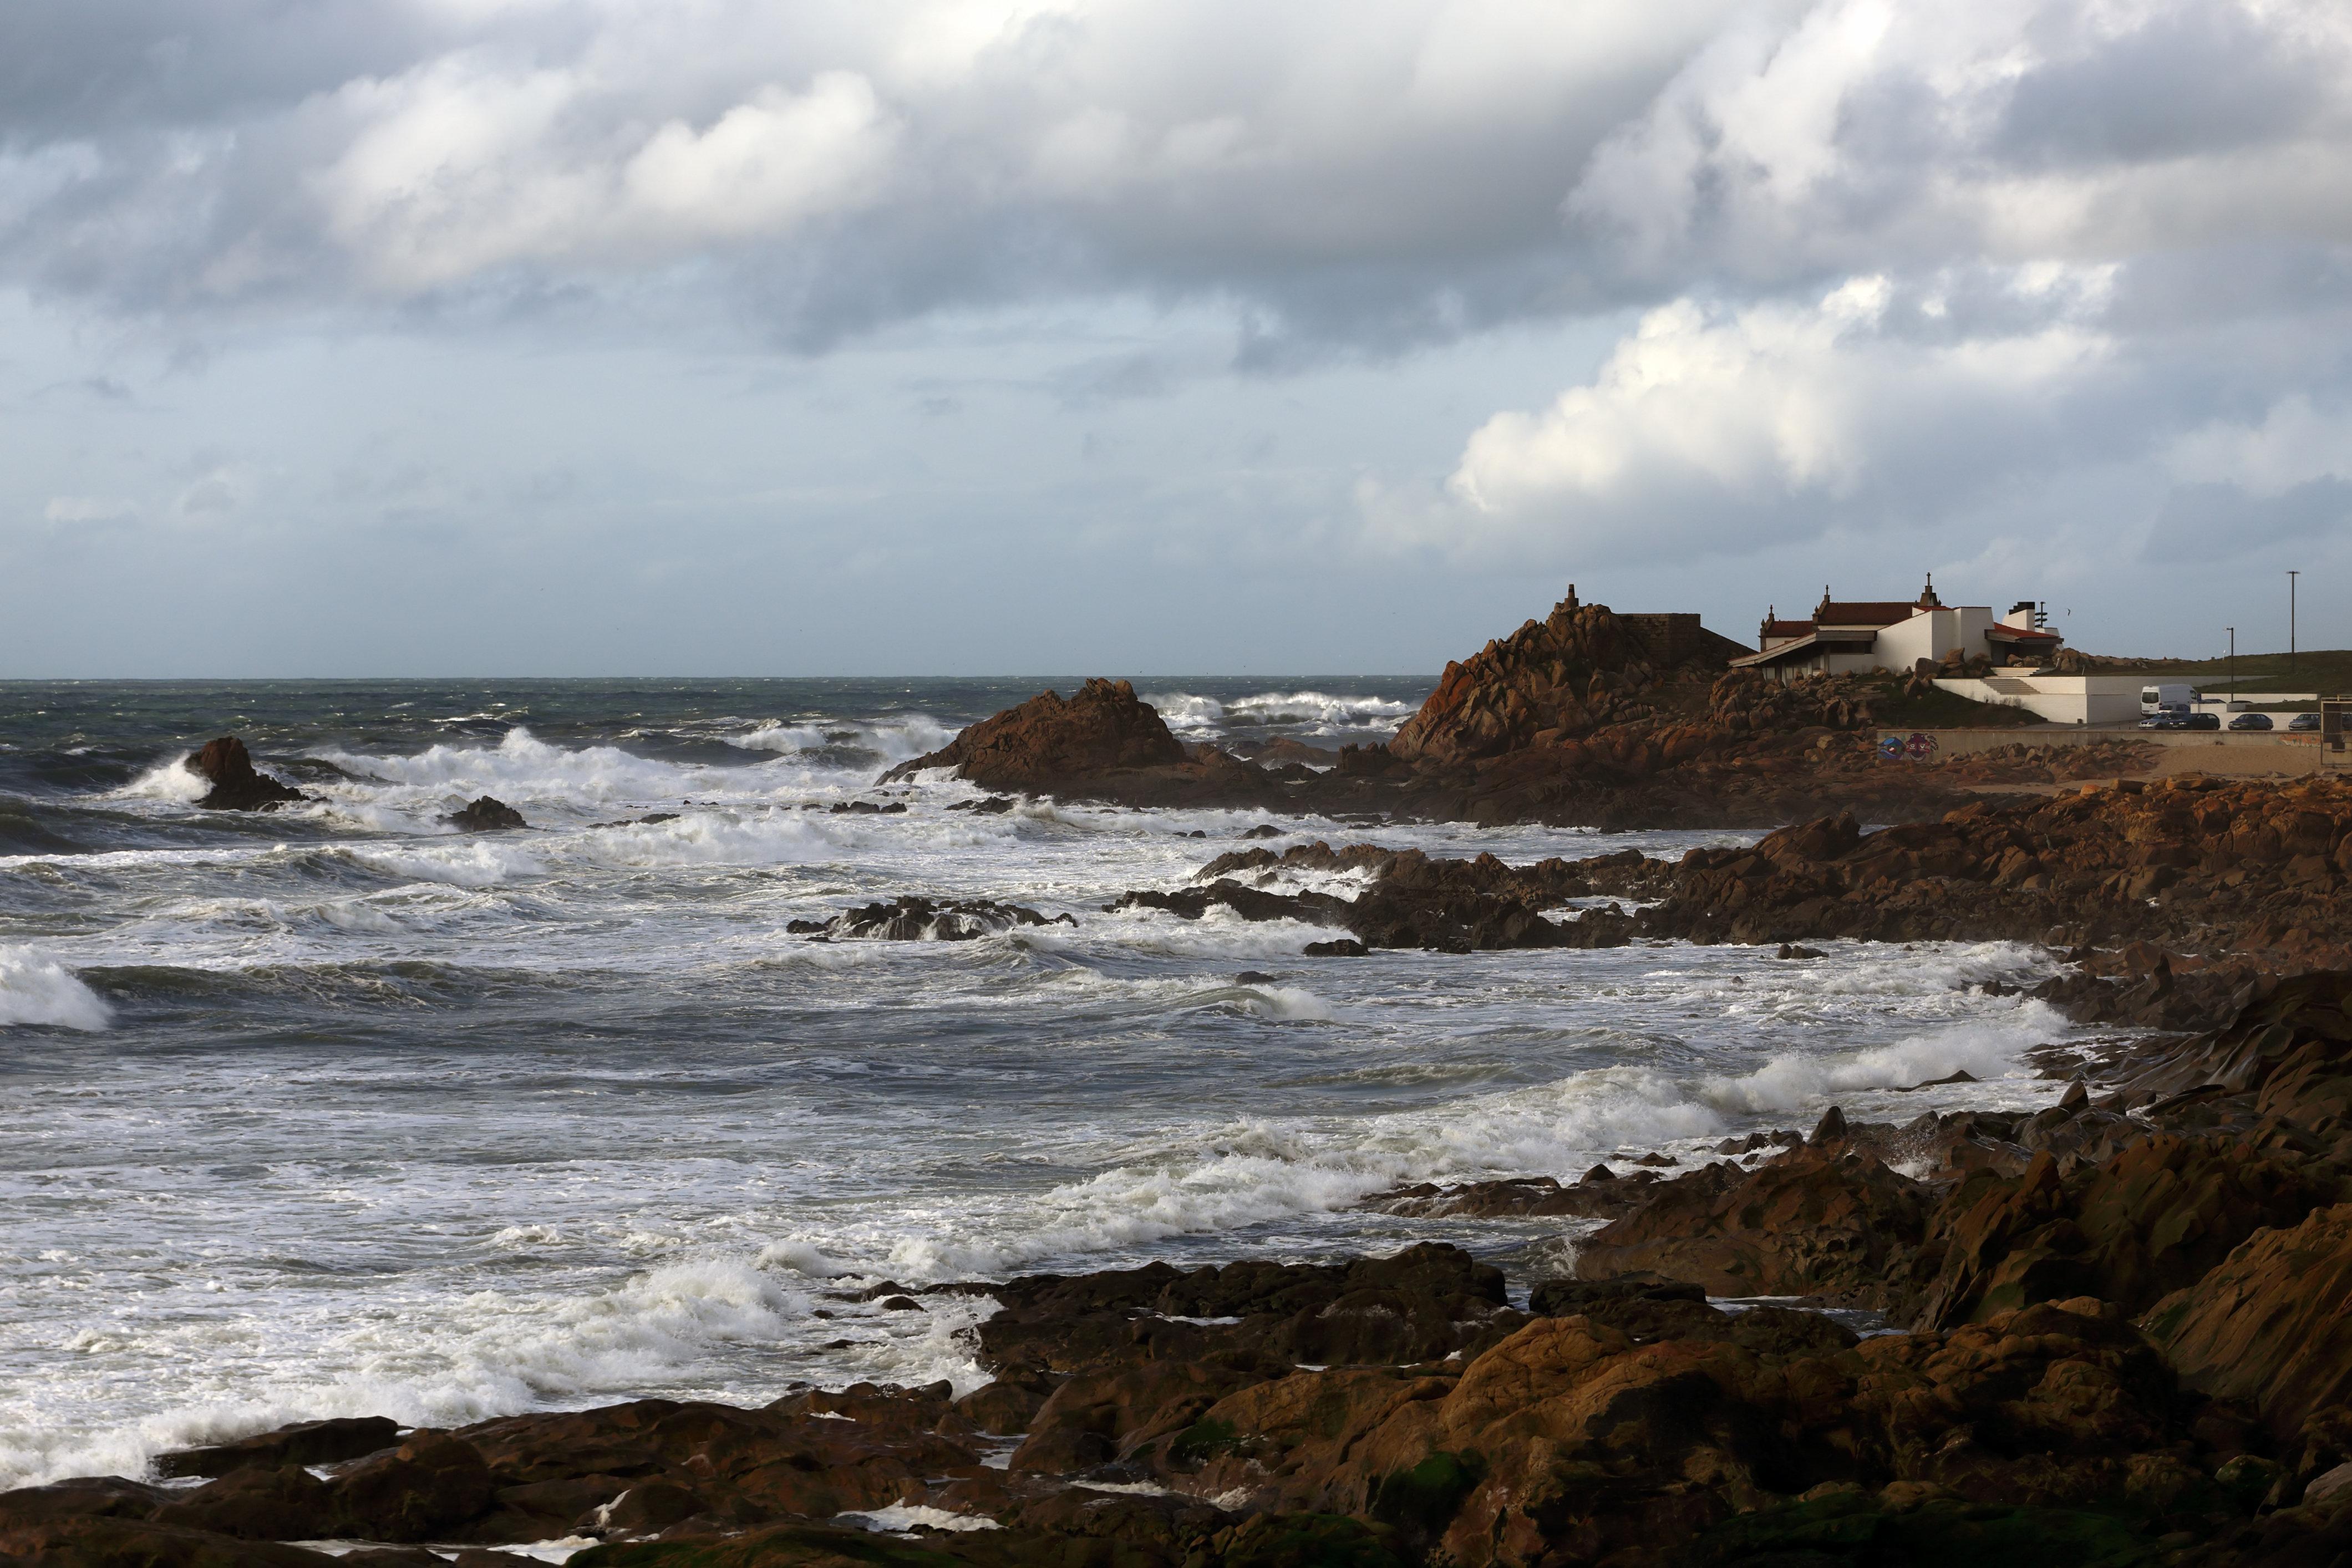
[{"xmin": 3, "ymin": 0, "xmax": 2348, "ymax": 359}]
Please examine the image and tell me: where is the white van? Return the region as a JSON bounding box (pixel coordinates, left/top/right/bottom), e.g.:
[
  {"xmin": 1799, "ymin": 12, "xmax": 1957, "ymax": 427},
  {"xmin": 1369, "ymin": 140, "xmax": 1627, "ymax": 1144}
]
[{"xmin": 2141, "ymin": 683, "xmax": 2196, "ymax": 715}]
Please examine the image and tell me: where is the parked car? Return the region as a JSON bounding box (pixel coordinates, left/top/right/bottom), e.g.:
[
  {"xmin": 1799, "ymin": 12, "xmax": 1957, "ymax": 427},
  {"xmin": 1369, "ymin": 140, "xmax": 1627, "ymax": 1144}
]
[
  {"xmin": 2290, "ymin": 711, "xmax": 2323, "ymax": 731},
  {"xmin": 2140, "ymin": 708, "xmax": 2190, "ymax": 730},
  {"xmin": 2186, "ymin": 711, "xmax": 2221, "ymax": 730},
  {"xmin": 2229, "ymin": 711, "xmax": 2274, "ymax": 731}
]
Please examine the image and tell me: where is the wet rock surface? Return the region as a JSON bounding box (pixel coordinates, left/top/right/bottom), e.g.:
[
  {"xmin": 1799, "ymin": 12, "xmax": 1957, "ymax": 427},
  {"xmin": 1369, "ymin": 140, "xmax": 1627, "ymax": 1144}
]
[
  {"xmin": 440, "ymin": 795, "xmax": 527, "ymax": 831},
  {"xmin": 785, "ymin": 897, "xmax": 1073, "ymax": 941},
  {"xmin": 183, "ymin": 736, "xmax": 306, "ymax": 811}
]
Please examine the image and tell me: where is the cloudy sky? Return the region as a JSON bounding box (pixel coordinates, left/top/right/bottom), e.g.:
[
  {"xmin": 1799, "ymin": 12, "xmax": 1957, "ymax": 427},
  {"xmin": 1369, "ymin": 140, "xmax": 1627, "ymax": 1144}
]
[{"xmin": 4, "ymin": 0, "xmax": 2348, "ymax": 676}]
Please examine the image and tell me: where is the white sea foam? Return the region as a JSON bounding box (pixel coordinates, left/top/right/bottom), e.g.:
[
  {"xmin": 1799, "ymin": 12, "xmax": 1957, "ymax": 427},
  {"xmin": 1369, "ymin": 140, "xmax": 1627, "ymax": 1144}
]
[
  {"xmin": 347, "ymin": 839, "xmax": 546, "ymax": 888},
  {"xmin": 728, "ymin": 716, "xmax": 956, "ymax": 763},
  {"xmin": 317, "ymin": 728, "xmax": 704, "ymax": 806},
  {"xmin": 1236, "ymin": 984, "xmax": 1337, "ymax": 1022},
  {"xmin": 1223, "ymin": 690, "xmax": 1417, "ymax": 732},
  {"xmin": 1701, "ymin": 1006, "xmax": 2054, "ymax": 1114},
  {"xmin": 840, "ymin": 1504, "xmax": 1001, "ymax": 1533},
  {"xmin": 1141, "ymin": 693, "xmax": 1227, "ymax": 733},
  {"xmin": 1141, "ymin": 690, "xmax": 1416, "ymax": 739},
  {"xmin": 109, "ymin": 756, "xmax": 211, "ymax": 805},
  {"xmin": 0, "ymin": 946, "xmax": 112, "ymax": 1030},
  {"xmin": 0, "ymin": 1251, "xmax": 989, "ymax": 1491}
]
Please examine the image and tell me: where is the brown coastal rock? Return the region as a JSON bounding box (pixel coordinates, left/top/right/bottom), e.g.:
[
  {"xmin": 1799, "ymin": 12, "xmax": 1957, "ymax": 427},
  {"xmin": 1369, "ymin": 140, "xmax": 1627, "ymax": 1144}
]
[
  {"xmin": 440, "ymin": 796, "xmax": 527, "ymax": 831},
  {"xmin": 2142, "ymin": 1200, "xmax": 2352, "ymax": 1446},
  {"xmin": 880, "ymin": 679, "xmax": 1190, "ymax": 792},
  {"xmin": 1153, "ymin": 1299, "xmax": 2199, "ymax": 1567},
  {"xmin": 1912, "ymin": 1135, "xmax": 2339, "ymax": 1330},
  {"xmin": 1569, "ymin": 1147, "xmax": 1933, "ymax": 1311},
  {"xmin": 1386, "ymin": 589, "xmax": 1659, "ymax": 766},
  {"xmin": 155, "ymin": 1414, "xmax": 400, "ymax": 1479}
]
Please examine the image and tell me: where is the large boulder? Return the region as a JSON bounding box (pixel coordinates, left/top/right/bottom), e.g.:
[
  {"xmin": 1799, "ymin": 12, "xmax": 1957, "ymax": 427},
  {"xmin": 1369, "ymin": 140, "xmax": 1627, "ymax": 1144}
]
[
  {"xmin": 184, "ymin": 736, "xmax": 306, "ymax": 811},
  {"xmin": 881, "ymin": 679, "xmax": 1187, "ymax": 792},
  {"xmin": 1569, "ymin": 1147, "xmax": 1933, "ymax": 1310}
]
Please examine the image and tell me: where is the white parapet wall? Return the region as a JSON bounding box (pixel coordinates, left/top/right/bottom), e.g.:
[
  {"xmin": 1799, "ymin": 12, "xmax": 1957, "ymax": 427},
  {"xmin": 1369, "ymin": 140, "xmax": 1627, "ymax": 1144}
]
[{"xmin": 1932, "ymin": 672, "xmax": 2145, "ymax": 725}]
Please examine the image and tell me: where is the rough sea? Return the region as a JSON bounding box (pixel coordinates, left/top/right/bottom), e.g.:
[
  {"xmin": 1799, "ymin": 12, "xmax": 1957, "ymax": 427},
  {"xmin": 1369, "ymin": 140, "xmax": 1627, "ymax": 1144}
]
[{"xmin": 0, "ymin": 679, "xmax": 2080, "ymax": 1490}]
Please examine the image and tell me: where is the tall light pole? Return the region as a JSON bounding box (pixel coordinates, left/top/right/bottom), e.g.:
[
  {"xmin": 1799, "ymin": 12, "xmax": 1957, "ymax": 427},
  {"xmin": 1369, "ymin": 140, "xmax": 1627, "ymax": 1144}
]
[
  {"xmin": 2228, "ymin": 627, "xmax": 2235, "ymax": 704},
  {"xmin": 2289, "ymin": 570, "xmax": 2299, "ymax": 683}
]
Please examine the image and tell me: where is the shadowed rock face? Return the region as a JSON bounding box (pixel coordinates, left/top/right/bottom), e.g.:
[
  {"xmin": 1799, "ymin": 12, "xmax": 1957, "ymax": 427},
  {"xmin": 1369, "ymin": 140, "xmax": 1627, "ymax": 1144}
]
[
  {"xmin": 1913, "ymin": 1136, "xmax": 2339, "ymax": 1331},
  {"xmin": 2144, "ymin": 1201, "xmax": 2352, "ymax": 1447},
  {"xmin": 882, "ymin": 678, "xmax": 1189, "ymax": 791},
  {"xmin": 184, "ymin": 736, "xmax": 306, "ymax": 811}
]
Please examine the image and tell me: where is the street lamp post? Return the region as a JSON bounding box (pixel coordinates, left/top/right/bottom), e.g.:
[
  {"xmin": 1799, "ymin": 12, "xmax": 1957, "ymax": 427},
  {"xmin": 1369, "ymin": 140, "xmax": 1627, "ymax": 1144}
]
[
  {"xmin": 2289, "ymin": 571, "xmax": 2299, "ymax": 683},
  {"xmin": 2228, "ymin": 627, "xmax": 2235, "ymax": 704}
]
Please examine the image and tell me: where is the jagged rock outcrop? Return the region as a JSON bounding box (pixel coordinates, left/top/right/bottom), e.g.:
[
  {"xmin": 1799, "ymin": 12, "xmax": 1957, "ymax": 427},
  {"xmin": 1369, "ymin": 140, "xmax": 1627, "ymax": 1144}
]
[
  {"xmin": 183, "ymin": 736, "xmax": 306, "ymax": 811},
  {"xmin": 1106, "ymin": 839, "xmax": 1661, "ymax": 954},
  {"xmin": 1151, "ymin": 1298, "xmax": 2221, "ymax": 1567},
  {"xmin": 1634, "ymin": 777, "xmax": 2352, "ymax": 979},
  {"xmin": 2143, "ymin": 1201, "xmax": 2352, "ymax": 1449},
  {"xmin": 1912, "ymin": 1137, "xmax": 2340, "ymax": 1330},
  {"xmin": 1386, "ymin": 589, "xmax": 1658, "ymax": 766}
]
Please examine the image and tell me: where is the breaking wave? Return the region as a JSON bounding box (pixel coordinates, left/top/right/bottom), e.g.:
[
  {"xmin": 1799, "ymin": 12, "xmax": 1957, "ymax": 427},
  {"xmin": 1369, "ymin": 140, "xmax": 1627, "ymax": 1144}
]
[{"xmin": 0, "ymin": 946, "xmax": 112, "ymax": 1030}]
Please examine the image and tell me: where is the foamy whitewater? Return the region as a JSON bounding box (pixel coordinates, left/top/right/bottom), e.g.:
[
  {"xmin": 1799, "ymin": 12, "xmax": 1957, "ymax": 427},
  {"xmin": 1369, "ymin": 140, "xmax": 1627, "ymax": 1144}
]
[{"xmin": 0, "ymin": 678, "xmax": 2081, "ymax": 1490}]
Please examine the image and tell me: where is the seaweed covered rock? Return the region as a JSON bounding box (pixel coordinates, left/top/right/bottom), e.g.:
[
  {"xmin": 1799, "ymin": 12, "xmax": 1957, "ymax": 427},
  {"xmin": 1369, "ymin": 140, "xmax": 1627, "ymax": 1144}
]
[{"xmin": 1152, "ymin": 1299, "xmax": 2199, "ymax": 1567}]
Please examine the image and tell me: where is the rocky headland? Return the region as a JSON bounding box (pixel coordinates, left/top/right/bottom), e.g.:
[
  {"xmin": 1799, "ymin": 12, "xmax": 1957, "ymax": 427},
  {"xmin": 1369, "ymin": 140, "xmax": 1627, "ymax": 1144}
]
[{"xmin": 875, "ymin": 591, "xmax": 2155, "ymax": 829}]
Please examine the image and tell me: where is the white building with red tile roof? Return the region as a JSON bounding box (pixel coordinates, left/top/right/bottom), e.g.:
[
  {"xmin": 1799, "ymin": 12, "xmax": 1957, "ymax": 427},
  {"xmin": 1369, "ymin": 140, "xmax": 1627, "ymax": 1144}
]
[{"xmin": 1733, "ymin": 578, "xmax": 2063, "ymax": 681}]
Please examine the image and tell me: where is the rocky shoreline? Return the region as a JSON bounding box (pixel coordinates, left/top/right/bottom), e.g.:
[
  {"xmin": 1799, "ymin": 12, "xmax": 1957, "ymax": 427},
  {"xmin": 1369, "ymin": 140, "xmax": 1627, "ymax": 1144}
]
[
  {"xmin": 11, "ymin": 800, "xmax": 2352, "ymax": 1566},
  {"xmin": 21, "ymin": 602, "xmax": 2350, "ymax": 1566}
]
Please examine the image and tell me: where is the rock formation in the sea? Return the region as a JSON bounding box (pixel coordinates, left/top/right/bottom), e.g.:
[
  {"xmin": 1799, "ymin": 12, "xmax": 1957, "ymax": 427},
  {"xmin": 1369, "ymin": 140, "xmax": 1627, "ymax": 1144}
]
[
  {"xmin": 878, "ymin": 678, "xmax": 1289, "ymax": 808},
  {"xmin": 785, "ymin": 896, "xmax": 1073, "ymax": 941},
  {"xmin": 439, "ymin": 796, "xmax": 527, "ymax": 831},
  {"xmin": 183, "ymin": 736, "xmax": 307, "ymax": 811},
  {"xmin": 883, "ymin": 679, "xmax": 1186, "ymax": 788},
  {"xmin": 1104, "ymin": 839, "xmax": 1662, "ymax": 954}
]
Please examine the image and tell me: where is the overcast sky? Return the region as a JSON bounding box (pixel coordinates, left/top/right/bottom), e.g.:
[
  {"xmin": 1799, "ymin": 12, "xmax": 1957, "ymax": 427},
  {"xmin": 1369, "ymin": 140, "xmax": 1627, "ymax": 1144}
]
[{"xmin": 4, "ymin": 0, "xmax": 2349, "ymax": 676}]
